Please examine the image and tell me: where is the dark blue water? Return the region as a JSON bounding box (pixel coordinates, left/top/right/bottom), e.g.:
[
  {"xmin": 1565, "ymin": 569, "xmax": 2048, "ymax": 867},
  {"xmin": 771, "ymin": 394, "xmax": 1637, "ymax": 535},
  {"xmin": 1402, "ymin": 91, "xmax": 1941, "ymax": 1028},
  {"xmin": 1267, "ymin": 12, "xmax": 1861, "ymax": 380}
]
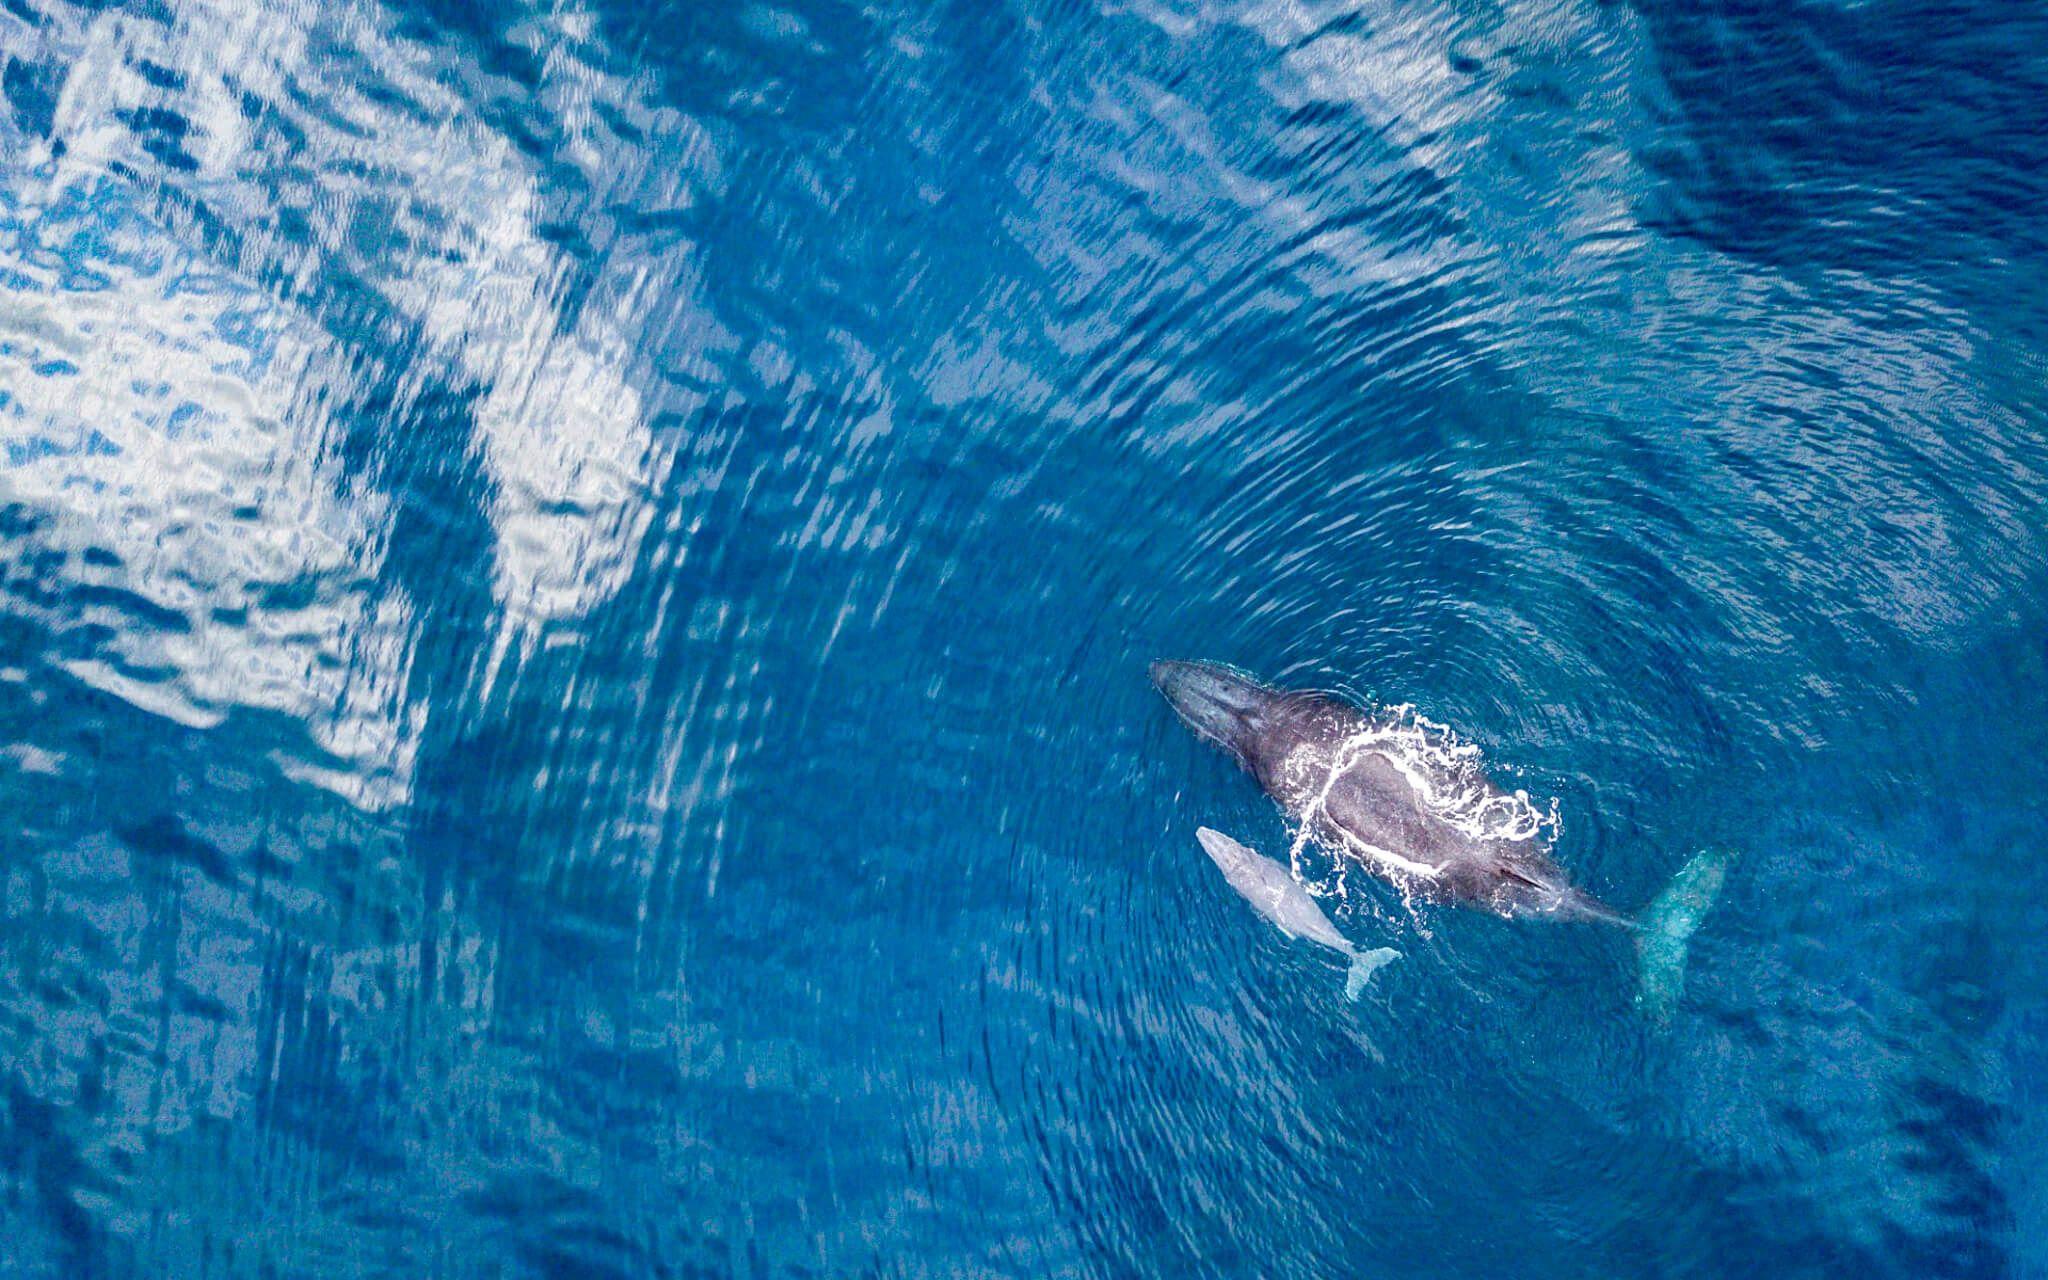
[{"xmin": 2, "ymin": 1, "xmax": 2045, "ymax": 1275}]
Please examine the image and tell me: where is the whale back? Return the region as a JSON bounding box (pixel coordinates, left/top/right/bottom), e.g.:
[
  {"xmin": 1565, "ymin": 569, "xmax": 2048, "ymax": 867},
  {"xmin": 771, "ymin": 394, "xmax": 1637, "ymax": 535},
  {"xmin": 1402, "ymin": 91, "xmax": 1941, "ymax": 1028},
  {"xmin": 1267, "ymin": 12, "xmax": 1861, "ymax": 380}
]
[
  {"xmin": 1196, "ymin": 827, "xmax": 1350, "ymax": 950},
  {"xmin": 1264, "ymin": 705, "xmax": 1596, "ymax": 918}
]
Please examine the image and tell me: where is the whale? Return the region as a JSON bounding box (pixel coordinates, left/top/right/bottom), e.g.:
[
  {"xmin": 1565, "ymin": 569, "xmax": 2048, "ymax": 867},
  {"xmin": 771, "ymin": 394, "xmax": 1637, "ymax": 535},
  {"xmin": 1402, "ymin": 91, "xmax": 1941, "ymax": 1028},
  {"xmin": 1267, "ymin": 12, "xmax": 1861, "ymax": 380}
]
[
  {"xmin": 1196, "ymin": 826, "xmax": 1400, "ymax": 1000},
  {"xmin": 1153, "ymin": 659, "xmax": 1732, "ymax": 1018}
]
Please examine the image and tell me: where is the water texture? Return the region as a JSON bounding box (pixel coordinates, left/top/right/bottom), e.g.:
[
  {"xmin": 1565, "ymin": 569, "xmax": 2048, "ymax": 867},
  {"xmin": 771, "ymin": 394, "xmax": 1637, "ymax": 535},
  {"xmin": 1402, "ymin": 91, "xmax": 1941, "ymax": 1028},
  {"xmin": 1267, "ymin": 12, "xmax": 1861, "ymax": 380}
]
[{"xmin": 1, "ymin": 0, "xmax": 2044, "ymax": 1276}]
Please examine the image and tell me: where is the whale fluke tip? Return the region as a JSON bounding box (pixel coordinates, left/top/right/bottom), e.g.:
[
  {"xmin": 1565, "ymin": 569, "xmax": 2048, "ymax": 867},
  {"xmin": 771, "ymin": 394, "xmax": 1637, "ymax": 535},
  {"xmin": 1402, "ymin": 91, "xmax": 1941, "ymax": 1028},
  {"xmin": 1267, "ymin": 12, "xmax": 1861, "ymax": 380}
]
[
  {"xmin": 1344, "ymin": 947, "xmax": 1400, "ymax": 1001},
  {"xmin": 1635, "ymin": 846, "xmax": 1738, "ymax": 1024}
]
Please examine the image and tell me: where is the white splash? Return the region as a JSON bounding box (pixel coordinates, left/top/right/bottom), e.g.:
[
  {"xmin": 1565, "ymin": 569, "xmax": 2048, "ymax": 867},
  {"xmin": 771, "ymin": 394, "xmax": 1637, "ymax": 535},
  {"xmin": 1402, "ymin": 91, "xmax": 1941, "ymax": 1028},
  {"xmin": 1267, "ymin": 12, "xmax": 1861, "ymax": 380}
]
[{"xmin": 1282, "ymin": 704, "xmax": 1558, "ymax": 903}]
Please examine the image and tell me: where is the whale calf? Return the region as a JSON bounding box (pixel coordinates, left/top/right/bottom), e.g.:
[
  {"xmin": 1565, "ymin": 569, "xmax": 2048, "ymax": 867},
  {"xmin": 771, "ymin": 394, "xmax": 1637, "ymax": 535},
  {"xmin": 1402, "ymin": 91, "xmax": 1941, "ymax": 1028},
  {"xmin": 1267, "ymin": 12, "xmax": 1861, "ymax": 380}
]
[
  {"xmin": 1196, "ymin": 826, "xmax": 1399, "ymax": 1000},
  {"xmin": 1154, "ymin": 659, "xmax": 1732, "ymax": 1017}
]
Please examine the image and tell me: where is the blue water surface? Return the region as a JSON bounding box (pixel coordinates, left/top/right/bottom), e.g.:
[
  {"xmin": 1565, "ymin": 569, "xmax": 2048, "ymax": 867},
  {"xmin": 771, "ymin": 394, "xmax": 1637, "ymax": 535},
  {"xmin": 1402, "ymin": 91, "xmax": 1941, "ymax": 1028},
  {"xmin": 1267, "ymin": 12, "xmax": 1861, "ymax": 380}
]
[{"xmin": 1, "ymin": 0, "xmax": 2045, "ymax": 1276}]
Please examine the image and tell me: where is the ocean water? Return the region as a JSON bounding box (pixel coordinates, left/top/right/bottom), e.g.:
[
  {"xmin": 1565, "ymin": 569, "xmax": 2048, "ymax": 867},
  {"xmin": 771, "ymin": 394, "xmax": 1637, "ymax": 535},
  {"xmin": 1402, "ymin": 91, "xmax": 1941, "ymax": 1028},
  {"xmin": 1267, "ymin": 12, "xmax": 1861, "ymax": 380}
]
[{"xmin": 1, "ymin": 0, "xmax": 2045, "ymax": 1276}]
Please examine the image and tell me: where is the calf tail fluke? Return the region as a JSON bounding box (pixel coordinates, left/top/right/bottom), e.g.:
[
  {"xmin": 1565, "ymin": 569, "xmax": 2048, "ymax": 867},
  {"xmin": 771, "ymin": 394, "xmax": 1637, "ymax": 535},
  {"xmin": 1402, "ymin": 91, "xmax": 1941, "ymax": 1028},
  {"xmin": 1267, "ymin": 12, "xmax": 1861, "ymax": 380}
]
[
  {"xmin": 1343, "ymin": 947, "xmax": 1400, "ymax": 1001},
  {"xmin": 1634, "ymin": 847, "xmax": 1737, "ymax": 1024}
]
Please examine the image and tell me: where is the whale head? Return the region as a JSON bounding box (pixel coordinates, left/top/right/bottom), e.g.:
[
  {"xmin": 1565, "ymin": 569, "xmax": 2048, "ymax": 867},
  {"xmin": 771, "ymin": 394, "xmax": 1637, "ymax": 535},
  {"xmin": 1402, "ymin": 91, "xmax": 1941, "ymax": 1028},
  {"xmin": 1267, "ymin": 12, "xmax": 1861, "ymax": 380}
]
[
  {"xmin": 1150, "ymin": 660, "xmax": 1266, "ymax": 750},
  {"xmin": 1193, "ymin": 824, "xmax": 1259, "ymax": 876},
  {"xmin": 1150, "ymin": 660, "xmax": 1319, "ymax": 778}
]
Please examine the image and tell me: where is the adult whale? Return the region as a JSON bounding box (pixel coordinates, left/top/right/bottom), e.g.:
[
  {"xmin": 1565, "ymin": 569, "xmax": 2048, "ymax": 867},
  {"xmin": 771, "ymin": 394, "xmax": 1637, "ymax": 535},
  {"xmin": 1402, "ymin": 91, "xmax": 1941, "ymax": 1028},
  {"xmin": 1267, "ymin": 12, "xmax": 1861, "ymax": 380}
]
[{"xmin": 1152, "ymin": 659, "xmax": 1732, "ymax": 1018}]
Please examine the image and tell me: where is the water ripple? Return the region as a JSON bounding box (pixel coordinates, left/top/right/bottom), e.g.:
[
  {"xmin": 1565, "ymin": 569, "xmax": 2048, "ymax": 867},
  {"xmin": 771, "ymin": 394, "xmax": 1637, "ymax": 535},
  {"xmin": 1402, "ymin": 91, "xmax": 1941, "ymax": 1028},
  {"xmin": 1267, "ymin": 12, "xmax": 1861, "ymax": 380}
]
[{"xmin": 2, "ymin": 0, "xmax": 2045, "ymax": 1275}]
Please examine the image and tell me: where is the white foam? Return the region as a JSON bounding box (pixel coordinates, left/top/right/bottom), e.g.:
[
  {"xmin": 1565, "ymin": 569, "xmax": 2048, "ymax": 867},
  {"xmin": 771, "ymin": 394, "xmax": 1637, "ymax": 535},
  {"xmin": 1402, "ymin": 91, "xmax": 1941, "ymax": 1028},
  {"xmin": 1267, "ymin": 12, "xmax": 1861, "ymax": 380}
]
[{"xmin": 1281, "ymin": 704, "xmax": 1558, "ymax": 906}]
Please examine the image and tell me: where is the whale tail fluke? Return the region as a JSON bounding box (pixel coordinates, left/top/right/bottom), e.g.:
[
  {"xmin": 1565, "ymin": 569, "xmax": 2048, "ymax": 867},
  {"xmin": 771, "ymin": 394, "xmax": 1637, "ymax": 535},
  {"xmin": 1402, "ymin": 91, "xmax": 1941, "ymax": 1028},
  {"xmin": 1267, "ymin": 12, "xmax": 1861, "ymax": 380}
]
[
  {"xmin": 1343, "ymin": 947, "xmax": 1401, "ymax": 1001},
  {"xmin": 1633, "ymin": 847, "xmax": 1737, "ymax": 1024}
]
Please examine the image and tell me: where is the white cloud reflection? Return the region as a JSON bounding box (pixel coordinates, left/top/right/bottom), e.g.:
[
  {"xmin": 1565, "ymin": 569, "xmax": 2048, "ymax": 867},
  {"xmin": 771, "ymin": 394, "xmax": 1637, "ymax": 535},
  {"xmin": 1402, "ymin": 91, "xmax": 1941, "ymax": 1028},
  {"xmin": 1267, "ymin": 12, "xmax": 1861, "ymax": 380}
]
[
  {"xmin": 0, "ymin": 0, "xmax": 708, "ymax": 803},
  {"xmin": 0, "ymin": 170, "xmax": 421, "ymax": 809}
]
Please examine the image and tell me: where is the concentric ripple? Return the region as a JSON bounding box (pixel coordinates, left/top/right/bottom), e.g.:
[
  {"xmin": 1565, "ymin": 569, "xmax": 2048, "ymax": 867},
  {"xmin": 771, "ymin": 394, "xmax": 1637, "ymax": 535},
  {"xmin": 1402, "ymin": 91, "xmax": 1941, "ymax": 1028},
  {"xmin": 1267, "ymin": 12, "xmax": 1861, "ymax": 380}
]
[{"xmin": 1, "ymin": 0, "xmax": 2044, "ymax": 1277}]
